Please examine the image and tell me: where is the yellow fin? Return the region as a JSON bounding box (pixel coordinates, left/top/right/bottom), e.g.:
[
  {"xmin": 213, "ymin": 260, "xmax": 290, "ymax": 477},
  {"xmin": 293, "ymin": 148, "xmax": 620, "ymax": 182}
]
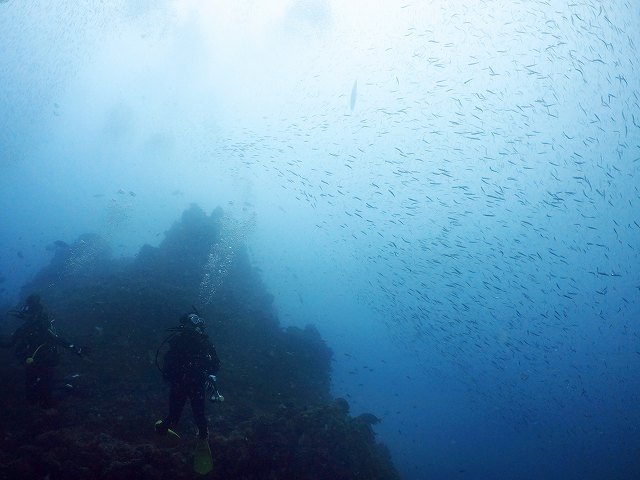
[{"xmin": 193, "ymin": 438, "xmax": 213, "ymax": 475}]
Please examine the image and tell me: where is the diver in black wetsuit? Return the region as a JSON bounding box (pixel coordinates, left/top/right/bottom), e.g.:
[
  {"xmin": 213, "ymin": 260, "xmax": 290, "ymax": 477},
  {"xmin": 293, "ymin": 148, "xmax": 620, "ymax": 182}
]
[
  {"xmin": 155, "ymin": 311, "xmax": 221, "ymax": 439},
  {"xmin": 0, "ymin": 294, "xmax": 84, "ymax": 408}
]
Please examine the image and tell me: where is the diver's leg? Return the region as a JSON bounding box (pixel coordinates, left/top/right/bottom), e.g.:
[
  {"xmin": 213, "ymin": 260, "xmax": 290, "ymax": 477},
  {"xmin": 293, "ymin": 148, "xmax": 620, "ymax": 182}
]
[
  {"xmin": 38, "ymin": 366, "xmax": 55, "ymax": 408},
  {"xmin": 189, "ymin": 382, "xmax": 208, "ymax": 439},
  {"xmin": 157, "ymin": 382, "xmax": 187, "ymax": 433},
  {"xmin": 25, "ymin": 365, "xmax": 39, "ymax": 404}
]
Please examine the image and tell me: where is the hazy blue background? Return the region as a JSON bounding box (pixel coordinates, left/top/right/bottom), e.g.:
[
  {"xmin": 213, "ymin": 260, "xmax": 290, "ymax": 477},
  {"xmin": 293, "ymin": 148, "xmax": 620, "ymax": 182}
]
[{"xmin": 1, "ymin": 1, "xmax": 639, "ymax": 479}]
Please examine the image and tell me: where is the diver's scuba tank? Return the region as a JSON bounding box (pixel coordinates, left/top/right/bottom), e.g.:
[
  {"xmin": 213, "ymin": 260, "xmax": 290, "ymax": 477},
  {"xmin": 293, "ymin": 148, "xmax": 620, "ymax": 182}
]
[{"xmin": 205, "ymin": 375, "xmax": 224, "ymax": 402}]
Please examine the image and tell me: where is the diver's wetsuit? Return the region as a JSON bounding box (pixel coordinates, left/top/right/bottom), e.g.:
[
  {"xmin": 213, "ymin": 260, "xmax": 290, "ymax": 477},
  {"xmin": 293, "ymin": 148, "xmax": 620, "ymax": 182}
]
[
  {"xmin": 158, "ymin": 328, "xmax": 220, "ymax": 438},
  {"xmin": 0, "ymin": 305, "xmax": 79, "ymax": 408}
]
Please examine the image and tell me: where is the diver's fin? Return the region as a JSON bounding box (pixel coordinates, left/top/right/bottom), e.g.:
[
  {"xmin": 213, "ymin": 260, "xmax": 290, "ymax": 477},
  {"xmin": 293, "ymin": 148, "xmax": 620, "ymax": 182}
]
[
  {"xmin": 193, "ymin": 438, "xmax": 213, "ymax": 475},
  {"xmin": 155, "ymin": 420, "xmax": 180, "ymax": 439}
]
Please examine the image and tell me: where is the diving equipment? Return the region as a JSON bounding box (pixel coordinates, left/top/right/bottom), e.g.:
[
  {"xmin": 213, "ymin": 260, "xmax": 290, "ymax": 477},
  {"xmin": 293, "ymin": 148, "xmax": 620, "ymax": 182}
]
[
  {"xmin": 155, "ymin": 420, "xmax": 180, "ymax": 439},
  {"xmin": 206, "ymin": 375, "xmax": 224, "ymax": 402},
  {"xmin": 193, "ymin": 437, "xmax": 213, "ymax": 475}
]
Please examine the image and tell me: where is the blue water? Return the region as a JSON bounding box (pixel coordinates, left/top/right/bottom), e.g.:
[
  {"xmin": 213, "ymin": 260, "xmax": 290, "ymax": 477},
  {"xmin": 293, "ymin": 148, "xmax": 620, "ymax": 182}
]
[{"xmin": 1, "ymin": 2, "xmax": 639, "ymax": 479}]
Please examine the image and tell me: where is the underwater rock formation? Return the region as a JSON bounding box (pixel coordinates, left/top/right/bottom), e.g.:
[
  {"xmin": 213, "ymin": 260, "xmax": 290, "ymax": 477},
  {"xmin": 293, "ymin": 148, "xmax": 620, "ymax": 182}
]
[{"xmin": 0, "ymin": 205, "xmax": 399, "ymax": 480}]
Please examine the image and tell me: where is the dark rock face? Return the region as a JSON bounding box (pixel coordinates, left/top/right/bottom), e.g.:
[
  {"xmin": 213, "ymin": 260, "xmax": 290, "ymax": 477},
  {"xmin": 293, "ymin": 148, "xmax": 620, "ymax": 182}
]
[{"xmin": 0, "ymin": 205, "xmax": 400, "ymax": 480}]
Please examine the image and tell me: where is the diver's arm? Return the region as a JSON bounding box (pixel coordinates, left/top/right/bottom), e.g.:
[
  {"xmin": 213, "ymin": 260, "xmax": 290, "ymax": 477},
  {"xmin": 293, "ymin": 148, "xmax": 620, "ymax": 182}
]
[
  {"xmin": 7, "ymin": 309, "xmax": 27, "ymax": 320},
  {"xmin": 48, "ymin": 329, "xmax": 84, "ymax": 356},
  {"xmin": 207, "ymin": 343, "xmax": 221, "ymax": 375}
]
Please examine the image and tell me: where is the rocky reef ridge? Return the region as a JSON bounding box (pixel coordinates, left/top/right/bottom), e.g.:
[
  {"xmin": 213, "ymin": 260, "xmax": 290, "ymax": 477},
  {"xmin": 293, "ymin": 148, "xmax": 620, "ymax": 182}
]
[{"xmin": 0, "ymin": 205, "xmax": 399, "ymax": 480}]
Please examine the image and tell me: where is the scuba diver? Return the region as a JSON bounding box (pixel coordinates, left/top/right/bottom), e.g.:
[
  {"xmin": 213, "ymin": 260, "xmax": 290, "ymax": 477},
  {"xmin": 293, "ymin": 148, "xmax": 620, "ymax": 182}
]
[
  {"xmin": 155, "ymin": 309, "xmax": 221, "ymax": 440},
  {"xmin": 0, "ymin": 294, "xmax": 85, "ymax": 408},
  {"xmin": 155, "ymin": 309, "xmax": 221, "ymax": 475}
]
